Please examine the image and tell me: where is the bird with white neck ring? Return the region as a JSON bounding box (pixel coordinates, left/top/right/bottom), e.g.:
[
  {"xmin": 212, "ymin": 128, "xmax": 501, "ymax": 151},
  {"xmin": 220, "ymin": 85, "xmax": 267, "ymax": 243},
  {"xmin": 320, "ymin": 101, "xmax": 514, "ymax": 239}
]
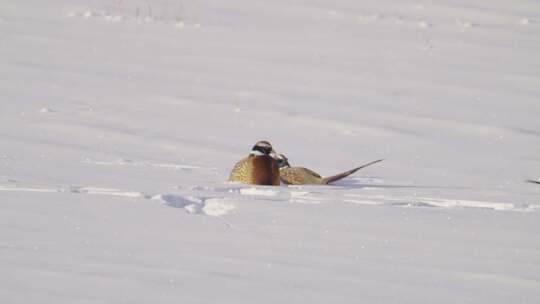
[{"xmin": 229, "ymin": 140, "xmax": 280, "ymax": 186}]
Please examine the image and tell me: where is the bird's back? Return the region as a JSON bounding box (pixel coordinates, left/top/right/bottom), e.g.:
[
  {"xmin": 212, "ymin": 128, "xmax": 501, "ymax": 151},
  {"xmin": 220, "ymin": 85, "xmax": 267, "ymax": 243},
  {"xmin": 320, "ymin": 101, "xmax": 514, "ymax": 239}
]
[{"xmin": 280, "ymin": 167, "xmax": 324, "ymax": 185}]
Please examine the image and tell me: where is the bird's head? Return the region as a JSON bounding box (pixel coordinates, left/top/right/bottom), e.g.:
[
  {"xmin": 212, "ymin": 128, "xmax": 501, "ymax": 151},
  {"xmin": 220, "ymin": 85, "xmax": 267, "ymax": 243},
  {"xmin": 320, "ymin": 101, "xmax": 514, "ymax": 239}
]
[
  {"xmin": 250, "ymin": 140, "xmax": 277, "ymax": 158},
  {"xmin": 276, "ymin": 154, "xmax": 291, "ymax": 168}
]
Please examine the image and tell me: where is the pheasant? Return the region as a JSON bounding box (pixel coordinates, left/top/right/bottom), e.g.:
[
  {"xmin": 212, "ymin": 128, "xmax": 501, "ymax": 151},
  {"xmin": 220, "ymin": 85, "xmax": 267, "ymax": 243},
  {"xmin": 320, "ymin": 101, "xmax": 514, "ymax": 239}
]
[
  {"xmin": 277, "ymin": 154, "xmax": 383, "ymax": 185},
  {"xmin": 229, "ymin": 140, "xmax": 280, "ymax": 186}
]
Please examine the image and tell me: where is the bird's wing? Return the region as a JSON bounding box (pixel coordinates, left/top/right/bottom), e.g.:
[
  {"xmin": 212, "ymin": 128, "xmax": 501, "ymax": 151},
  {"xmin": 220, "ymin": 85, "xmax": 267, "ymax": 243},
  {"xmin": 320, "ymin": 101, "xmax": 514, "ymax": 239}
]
[
  {"xmin": 280, "ymin": 167, "xmax": 322, "ymax": 185},
  {"xmin": 228, "ymin": 157, "xmax": 249, "ymax": 182}
]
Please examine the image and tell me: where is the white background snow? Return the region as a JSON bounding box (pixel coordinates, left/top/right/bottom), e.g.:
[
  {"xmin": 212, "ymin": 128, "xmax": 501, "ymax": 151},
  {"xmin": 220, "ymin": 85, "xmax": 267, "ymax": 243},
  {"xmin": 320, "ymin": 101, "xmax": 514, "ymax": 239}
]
[{"xmin": 1, "ymin": 0, "xmax": 539, "ymax": 303}]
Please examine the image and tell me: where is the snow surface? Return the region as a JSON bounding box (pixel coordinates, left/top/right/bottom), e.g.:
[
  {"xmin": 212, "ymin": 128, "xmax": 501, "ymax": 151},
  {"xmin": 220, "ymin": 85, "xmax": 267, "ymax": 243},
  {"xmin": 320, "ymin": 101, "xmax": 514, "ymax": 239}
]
[{"xmin": 1, "ymin": 0, "xmax": 540, "ymax": 303}]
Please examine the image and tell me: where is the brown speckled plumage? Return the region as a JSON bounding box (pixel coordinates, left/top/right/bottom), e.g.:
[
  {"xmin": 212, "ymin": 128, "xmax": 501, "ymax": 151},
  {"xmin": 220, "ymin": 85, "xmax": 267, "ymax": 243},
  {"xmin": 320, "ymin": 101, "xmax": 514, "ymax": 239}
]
[
  {"xmin": 229, "ymin": 141, "xmax": 280, "ymax": 186},
  {"xmin": 279, "ymin": 167, "xmax": 325, "ymax": 185},
  {"xmin": 278, "ymin": 154, "xmax": 383, "ymax": 185}
]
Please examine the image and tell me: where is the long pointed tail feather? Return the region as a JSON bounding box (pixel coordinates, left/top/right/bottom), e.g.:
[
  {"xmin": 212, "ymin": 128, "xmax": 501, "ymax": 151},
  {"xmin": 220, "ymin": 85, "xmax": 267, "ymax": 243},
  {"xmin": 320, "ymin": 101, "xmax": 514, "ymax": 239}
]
[
  {"xmin": 526, "ymin": 179, "xmax": 540, "ymax": 185},
  {"xmin": 321, "ymin": 159, "xmax": 384, "ymax": 185}
]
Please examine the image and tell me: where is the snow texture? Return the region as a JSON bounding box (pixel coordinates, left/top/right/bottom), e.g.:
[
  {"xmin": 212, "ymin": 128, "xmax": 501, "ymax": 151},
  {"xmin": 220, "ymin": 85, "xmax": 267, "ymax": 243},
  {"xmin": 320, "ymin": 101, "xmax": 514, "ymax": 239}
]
[{"xmin": 1, "ymin": 0, "xmax": 539, "ymax": 303}]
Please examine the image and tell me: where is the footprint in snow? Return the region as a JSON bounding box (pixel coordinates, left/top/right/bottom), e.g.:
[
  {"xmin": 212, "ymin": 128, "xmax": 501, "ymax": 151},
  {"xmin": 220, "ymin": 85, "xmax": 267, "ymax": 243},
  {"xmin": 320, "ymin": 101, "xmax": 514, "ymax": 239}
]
[
  {"xmin": 342, "ymin": 193, "xmax": 529, "ymax": 211},
  {"xmin": 455, "ymin": 19, "xmax": 474, "ymax": 31},
  {"xmin": 66, "ymin": 10, "xmax": 201, "ymax": 29},
  {"xmin": 39, "ymin": 107, "xmax": 56, "ymax": 113},
  {"xmin": 153, "ymin": 194, "xmax": 235, "ymax": 216},
  {"xmin": 238, "ymin": 187, "xmax": 280, "ymax": 196},
  {"xmin": 69, "ymin": 186, "xmax": 148, "ymax": 198},
  {"xmin": 82, "ymin": 158, "xmax": 214, "ymax": 171},
  {"xmin": 518, "ymin": 18, "xmax": 531, "ymax": 26}
]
